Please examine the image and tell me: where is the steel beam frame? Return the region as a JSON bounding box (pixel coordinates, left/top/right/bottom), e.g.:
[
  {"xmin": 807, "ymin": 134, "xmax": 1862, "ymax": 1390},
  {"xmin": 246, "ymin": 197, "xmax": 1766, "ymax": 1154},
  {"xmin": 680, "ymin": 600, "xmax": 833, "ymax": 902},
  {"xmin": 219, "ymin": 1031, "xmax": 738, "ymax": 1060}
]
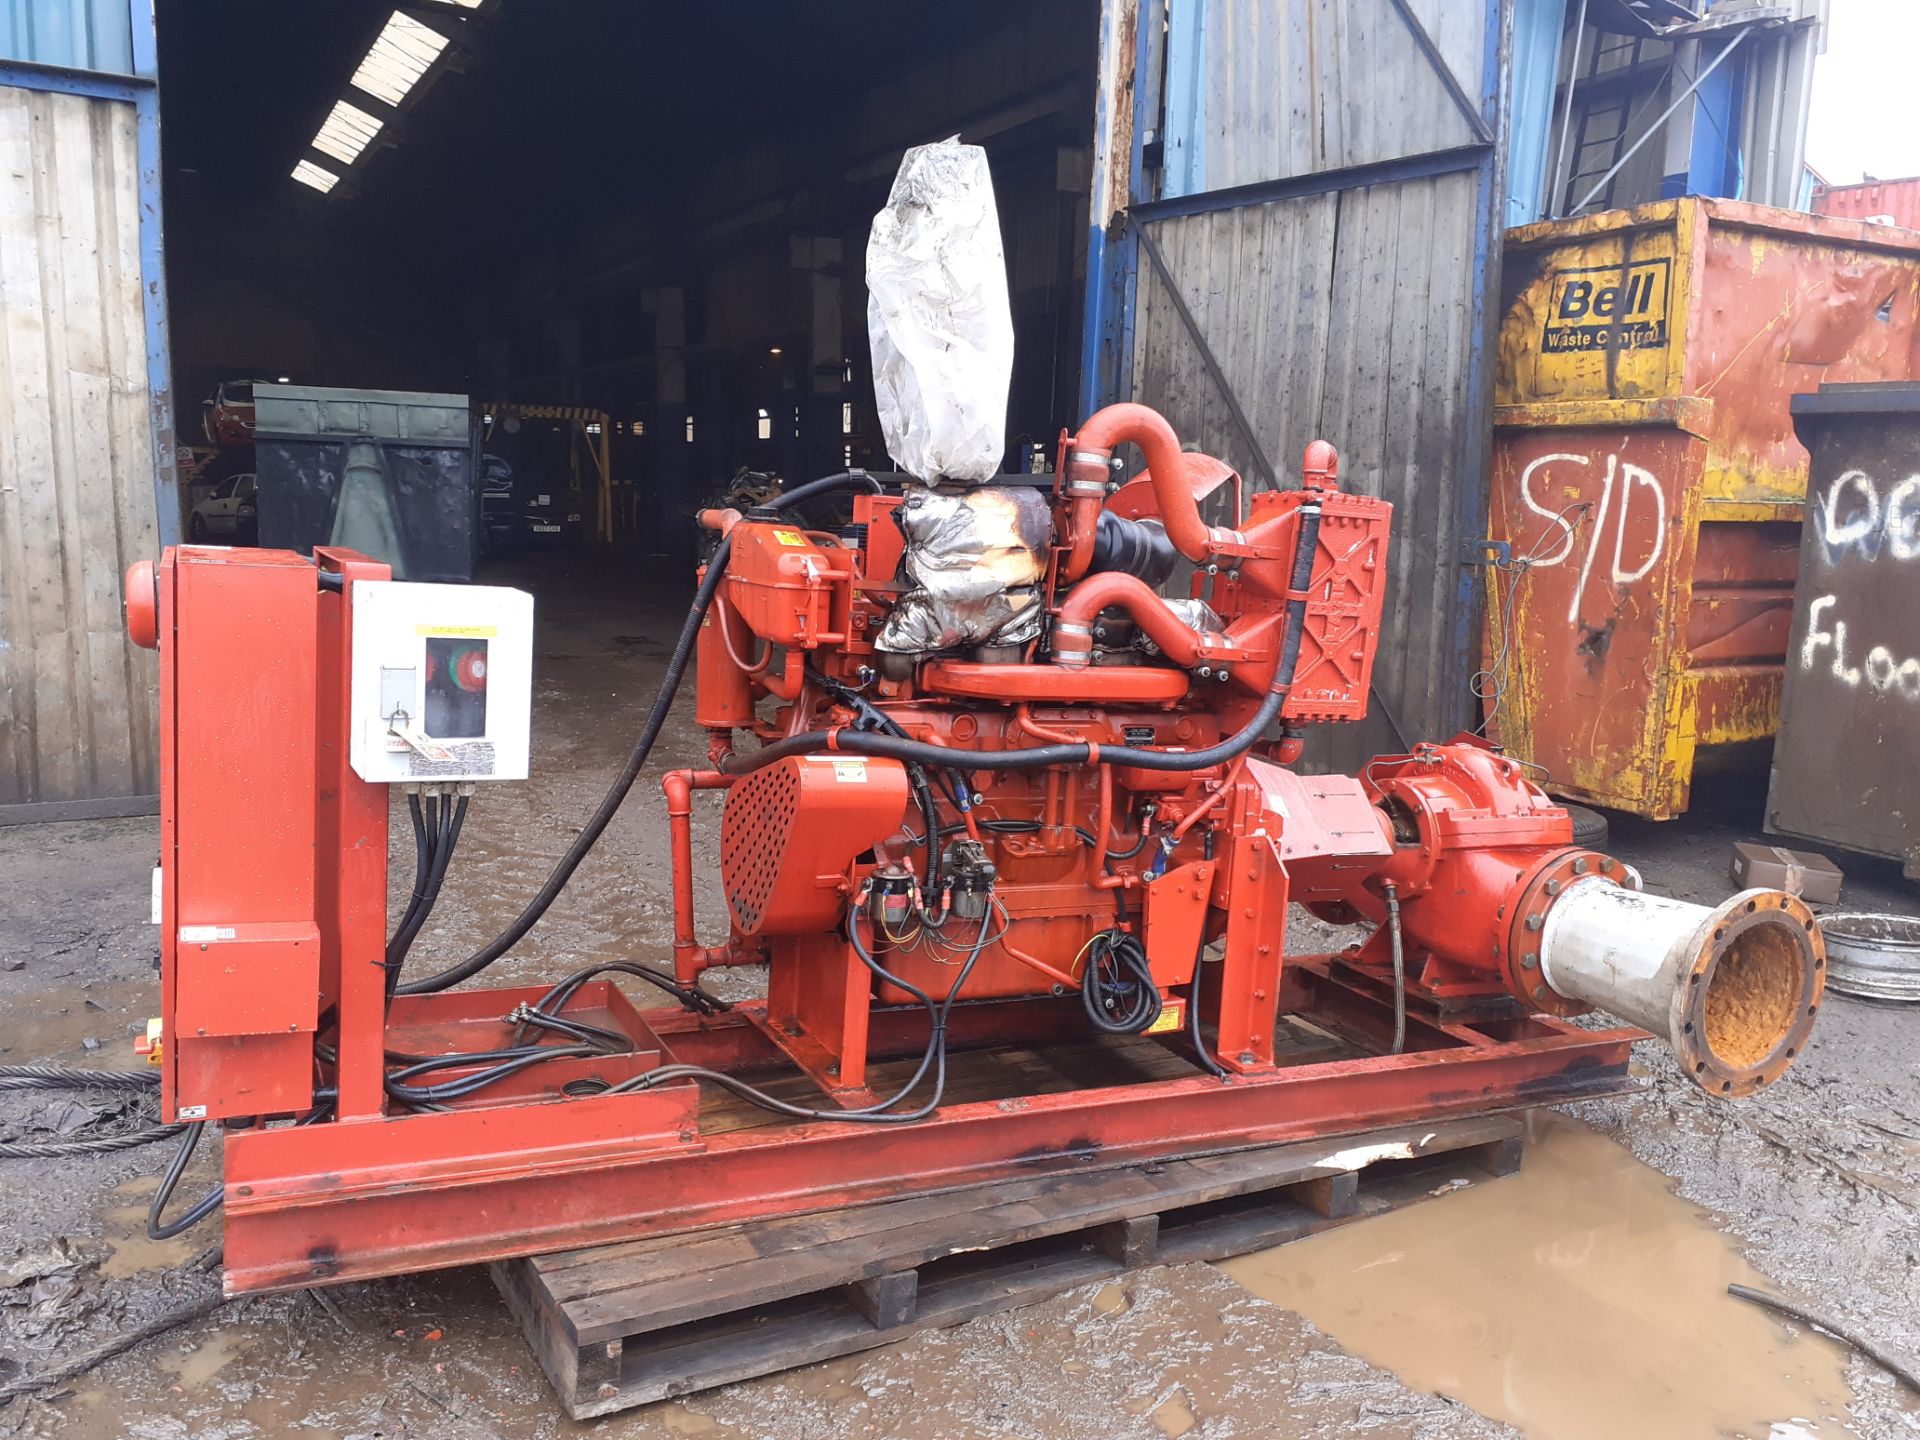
[{"xmin": 218, "ymin": 968, "xmax": 1638, "ymax": 1295}]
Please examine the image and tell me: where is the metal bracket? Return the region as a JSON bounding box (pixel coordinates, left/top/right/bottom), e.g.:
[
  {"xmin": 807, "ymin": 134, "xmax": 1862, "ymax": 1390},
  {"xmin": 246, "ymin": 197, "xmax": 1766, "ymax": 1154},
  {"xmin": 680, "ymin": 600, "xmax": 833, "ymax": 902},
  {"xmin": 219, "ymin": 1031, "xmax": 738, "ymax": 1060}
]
[{"xmin": 1460, "ymin": 539, "xmax": 1511, "ymax": 567}]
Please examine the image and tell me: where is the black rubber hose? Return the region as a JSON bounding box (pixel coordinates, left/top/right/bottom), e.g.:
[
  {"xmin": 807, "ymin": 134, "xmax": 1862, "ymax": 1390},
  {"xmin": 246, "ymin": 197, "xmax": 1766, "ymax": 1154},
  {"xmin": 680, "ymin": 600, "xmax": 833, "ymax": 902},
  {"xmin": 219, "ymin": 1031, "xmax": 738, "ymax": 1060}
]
[
  {"xmin": 1269, "ymin": 500, "xmax": 1323, "ymax": 703},
  {"xmin": 1186, "ymin": 939, "xmax": 1229, "ymax": 1077},
  {"xmin": 720, "ymin": 691, "xmax": 1284, "ymax": 777},
  {"xmin": 395, "ymin": 472, "xmax": 878, "ymax": 996},
  {"xmin": 909, "ymin": 768, "xmax": 942, "ymax": 902},
  {"xmin": 147, "ymin": 1122, "xmax": 222, "ymax": 1240}
]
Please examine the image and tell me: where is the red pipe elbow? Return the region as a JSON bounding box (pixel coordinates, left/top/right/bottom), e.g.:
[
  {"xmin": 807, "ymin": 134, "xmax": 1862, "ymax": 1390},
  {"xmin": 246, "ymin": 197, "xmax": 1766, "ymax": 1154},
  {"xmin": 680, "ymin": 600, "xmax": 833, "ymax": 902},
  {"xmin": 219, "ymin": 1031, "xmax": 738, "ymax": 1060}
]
[
  {"xmin": 1051, "ymin": 571, "xmax": 1208, "ymax": 669},
  {"xmin": 1063, "ymin": 404, "xmax": 1237, "ymax": 576}
]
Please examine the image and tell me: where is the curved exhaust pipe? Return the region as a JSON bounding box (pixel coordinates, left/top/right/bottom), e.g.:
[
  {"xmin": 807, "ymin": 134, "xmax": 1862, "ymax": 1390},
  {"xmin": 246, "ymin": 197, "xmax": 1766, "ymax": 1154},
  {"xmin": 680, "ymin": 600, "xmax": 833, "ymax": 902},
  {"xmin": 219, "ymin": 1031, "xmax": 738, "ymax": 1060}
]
[{"xmin": 1539, "ymin": 881, "xmax": 1825, "ymax": 1098}]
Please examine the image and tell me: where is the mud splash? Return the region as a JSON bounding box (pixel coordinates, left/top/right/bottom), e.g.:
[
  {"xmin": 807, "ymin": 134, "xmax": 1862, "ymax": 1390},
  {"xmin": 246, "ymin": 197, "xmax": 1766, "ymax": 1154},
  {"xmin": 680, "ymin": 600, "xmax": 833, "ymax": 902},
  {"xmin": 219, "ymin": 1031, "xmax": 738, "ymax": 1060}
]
[{"xmin": 1218, "ymin": 1112, "xmax": 1858, "ymax": 1440}]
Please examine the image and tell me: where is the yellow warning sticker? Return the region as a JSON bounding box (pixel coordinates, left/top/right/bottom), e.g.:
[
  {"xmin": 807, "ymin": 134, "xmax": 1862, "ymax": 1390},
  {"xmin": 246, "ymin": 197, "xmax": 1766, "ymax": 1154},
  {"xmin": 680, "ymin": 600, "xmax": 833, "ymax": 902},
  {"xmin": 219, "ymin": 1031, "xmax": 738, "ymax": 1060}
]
[
  {"xmin": 1146, "ymin": 999, "xmax": 1184, "ymax": 1035},
  {"xmin": 415, "ymin": 624, "xmax": 498, "ymax": 638},
  {"xmin": 831, "ymin": 759, "xmax": 868, "ymax": 783},
  {"xmin": 771, "ymin": 529, "xmax": 807, "ymax": 547}
]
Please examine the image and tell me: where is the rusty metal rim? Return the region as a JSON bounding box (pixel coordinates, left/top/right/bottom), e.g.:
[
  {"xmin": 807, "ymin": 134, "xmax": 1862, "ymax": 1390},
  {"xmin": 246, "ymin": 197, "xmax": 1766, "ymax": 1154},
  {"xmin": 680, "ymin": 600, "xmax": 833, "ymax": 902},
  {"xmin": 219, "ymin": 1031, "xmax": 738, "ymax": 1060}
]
[
  {"xmin": 1821, "ymin": 912, "xmax": 1920, "ymax": 1004},
  {"xmin": 1681, "ymin": 891, "xmax": 1825, "ymax": 1098}
]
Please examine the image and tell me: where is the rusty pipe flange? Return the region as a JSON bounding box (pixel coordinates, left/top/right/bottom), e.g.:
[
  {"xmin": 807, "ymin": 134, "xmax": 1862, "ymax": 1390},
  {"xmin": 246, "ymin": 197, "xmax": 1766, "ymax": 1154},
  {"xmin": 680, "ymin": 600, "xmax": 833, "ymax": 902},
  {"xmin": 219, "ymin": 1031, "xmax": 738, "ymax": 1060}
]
[
  {"xmin": 1536, "ymin": 882, "xmax": 1826, "ymax": 1098},
  {"xmin": 1501, "ymin": 847, "xmax": 1617, "ymax": 1018},
  {"xmin": 1675, "ymin": 889, "xmax": 1825, "ymax": 1097}
]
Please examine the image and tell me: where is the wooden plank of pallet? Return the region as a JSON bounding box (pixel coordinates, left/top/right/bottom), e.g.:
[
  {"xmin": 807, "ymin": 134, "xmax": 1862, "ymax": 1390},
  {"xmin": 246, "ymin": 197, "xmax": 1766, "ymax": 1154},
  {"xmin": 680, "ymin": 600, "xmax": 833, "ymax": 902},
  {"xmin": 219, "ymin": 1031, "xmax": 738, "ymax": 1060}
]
[{"xmin": 494, "ymin": 1111, "xmax": 1526, "ymax": 1419}]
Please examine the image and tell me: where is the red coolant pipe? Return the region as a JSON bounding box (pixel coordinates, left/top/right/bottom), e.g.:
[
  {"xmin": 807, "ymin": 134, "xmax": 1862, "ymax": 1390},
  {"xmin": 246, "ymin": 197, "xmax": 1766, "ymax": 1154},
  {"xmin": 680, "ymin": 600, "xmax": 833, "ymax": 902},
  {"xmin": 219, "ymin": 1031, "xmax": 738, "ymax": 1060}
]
[
  {"xmin": 1061, "ymin": 404, "xmax": 1246, "ymax": 580},
  {"xmin": 1051, "ymin": 571, "xmax": 1231, "ymax": 670}
]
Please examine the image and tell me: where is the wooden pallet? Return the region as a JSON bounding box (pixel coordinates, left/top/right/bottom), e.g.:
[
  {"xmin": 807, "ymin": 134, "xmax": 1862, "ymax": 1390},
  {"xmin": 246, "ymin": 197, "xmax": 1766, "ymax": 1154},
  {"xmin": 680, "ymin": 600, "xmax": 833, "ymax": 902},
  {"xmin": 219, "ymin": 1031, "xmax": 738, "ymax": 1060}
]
[{"xmin": 492, "ymin": 1111, "xmax": 1526, "ymax": 1419}]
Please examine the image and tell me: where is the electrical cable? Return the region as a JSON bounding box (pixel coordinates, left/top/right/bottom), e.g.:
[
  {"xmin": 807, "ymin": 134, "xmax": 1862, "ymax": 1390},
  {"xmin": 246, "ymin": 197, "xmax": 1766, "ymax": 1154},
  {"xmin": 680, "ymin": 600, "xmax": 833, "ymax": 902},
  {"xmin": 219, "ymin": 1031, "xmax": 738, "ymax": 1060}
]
[
  {"xmin": 147, "ymin": 1122, "xmax": 222, "ymax": 1240},
  {"xmin": 384, "ymin": 1044, "xmax": 602, "ymax": 1107},
  {"xmin": 519, "ymin": 960, "xmax": 730, "ymax": 1030},
  {"xmin": 382, "ymin": 790, "xmax": 433, "ymax": 986},
  {"xmin": 1079, "ymin": 929, "xmax": 1162, "ymax": 1034},
  {"xmin": 1185, "ymin": 936, "xmax": 1229, "ymax": 1077},
  {"xmin": 385, "ymin": 792, "xmax": 467, "ymax": 996},
  {"xmin": 395, "ymin": 471, "xmax": 879, "ymax": 997},
  {"xmin": 603, "ymin": 904, "xmax": 995, "ymax": 1124},
  {"xmin": 147, "ymin": 1103, "xmax": 337, "ymax": 1241}
]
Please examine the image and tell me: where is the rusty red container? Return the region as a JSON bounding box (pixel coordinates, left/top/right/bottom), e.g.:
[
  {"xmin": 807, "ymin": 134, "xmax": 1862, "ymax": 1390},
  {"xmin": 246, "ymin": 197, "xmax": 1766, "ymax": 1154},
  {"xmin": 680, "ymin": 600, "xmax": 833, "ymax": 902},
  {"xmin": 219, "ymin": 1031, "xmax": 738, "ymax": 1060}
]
[{"xmin": 1487, "ymin": 198, "xmax": 1920, "ymax": 818}]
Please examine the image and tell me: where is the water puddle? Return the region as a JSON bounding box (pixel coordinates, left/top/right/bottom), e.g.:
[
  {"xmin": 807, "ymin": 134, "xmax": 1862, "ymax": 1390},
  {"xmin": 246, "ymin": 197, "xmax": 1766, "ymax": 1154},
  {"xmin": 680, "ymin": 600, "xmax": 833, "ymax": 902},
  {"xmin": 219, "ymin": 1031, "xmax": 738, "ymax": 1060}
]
[
  {"xmin": 1218, "ymin": 1112, "xmax": 1857, "ymax": 1440},
  {"xmin": 100, "ymin": 1177, "xmax": 202, "ymax": 1278},
  {"xmin": 155, "ymin": 1328, "xmax": 249, "ymax": 1391}
]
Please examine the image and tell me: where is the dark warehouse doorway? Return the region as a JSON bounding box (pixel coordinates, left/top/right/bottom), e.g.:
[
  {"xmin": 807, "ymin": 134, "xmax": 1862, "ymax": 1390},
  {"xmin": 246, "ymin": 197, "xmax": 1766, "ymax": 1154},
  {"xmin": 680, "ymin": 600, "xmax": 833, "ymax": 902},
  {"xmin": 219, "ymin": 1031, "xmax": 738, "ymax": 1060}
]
[{"xmin": 158, "ymin": 1, "xmax": 1101, "ymax": 580}]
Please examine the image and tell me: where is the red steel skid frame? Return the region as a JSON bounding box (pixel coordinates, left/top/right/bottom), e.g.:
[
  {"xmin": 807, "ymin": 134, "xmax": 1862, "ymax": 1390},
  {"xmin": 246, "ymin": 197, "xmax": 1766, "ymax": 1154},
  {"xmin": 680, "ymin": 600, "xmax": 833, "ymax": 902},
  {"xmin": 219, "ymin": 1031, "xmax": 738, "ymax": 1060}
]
[
  {"xmin": 162, "ymin": 547, "xmax": 1638, "ymax": 1296},
  {"xmin": 221, "ymin": 980, "xmax": 1637, "ymax": 1294}
]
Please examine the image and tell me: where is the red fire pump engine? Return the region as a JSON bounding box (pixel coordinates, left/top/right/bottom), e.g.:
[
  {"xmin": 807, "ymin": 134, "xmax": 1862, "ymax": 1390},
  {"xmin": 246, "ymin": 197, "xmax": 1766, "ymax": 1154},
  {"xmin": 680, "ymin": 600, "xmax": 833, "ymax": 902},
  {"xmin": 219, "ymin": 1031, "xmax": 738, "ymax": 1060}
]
[{"xmin": 124, "ymin": 402, "xmax": 1825, "ymax": 1295}]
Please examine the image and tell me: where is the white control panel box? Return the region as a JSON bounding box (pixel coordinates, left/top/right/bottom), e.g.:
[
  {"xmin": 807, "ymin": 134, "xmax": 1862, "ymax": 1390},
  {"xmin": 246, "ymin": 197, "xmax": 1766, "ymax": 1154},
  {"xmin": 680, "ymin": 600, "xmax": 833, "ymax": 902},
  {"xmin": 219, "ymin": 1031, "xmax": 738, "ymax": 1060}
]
[{"xmin": 349, "ymin": 581, "xmax": 534, "ymax": 784}]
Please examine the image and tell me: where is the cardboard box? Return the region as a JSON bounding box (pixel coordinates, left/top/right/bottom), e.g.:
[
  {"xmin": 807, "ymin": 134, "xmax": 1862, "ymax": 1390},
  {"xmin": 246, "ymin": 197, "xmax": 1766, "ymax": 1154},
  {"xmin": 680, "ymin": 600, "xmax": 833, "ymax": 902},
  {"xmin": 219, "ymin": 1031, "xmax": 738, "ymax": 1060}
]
[{"xmin": 1730, "ymin": 842, "xmax": 1843, "ymax": 904}]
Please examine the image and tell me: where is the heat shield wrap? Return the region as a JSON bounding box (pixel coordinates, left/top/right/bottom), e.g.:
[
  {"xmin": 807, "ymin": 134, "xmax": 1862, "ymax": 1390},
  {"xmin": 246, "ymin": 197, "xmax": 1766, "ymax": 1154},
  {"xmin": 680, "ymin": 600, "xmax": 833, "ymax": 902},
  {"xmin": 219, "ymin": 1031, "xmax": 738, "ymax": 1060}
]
[{"xmin": 874, "ymin": 487, "xmax": 1053, "ymax": 655}]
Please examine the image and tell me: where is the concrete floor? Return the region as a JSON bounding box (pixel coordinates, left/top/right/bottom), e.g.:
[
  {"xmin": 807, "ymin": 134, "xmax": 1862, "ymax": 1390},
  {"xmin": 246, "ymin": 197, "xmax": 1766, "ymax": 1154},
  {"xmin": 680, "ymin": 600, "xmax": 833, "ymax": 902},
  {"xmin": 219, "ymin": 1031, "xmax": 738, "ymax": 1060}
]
[{"xmin": 1, "ymin": 553, "xmax": 1918, "ymax": 1440}]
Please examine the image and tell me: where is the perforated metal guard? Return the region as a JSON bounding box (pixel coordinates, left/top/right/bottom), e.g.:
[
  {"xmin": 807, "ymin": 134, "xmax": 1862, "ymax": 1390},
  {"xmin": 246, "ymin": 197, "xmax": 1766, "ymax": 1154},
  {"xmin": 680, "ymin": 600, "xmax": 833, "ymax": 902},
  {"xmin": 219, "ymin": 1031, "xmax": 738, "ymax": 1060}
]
[{"xmin": 720, "ymin": 762, "xmax": 799, "ymax": 934}]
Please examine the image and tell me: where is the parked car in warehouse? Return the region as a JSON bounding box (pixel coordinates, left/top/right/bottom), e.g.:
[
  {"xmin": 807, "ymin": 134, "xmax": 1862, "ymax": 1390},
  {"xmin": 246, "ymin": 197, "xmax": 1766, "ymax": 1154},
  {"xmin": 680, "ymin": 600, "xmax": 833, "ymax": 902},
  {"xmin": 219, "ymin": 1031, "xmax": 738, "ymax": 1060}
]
[
  {"xmin": 202, "ymin": 379, "xmax": 258, "ymax": 447},
  {"xmin": 187, "ymin": 472, "xmax": 257, "ymax": 543}
]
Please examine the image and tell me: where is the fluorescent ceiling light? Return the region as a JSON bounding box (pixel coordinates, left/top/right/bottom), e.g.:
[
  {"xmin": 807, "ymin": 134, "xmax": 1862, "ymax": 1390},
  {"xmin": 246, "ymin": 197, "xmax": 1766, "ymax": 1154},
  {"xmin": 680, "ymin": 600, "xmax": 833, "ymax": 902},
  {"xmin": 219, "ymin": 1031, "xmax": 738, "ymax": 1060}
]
[
  {"xmin": 312, "ymin": 99, "xmax": 383, "ymax": 166},
  {"xmin": 292, "ymin": 160, "xmax": 341, "ymax": 193},
  {"xmin": 422, "ymin": 0, "xmax": 482, "ymax": 7},
  {"xmin": 351, "ymin": 12, "xmax": 450, "ymax": 107}
]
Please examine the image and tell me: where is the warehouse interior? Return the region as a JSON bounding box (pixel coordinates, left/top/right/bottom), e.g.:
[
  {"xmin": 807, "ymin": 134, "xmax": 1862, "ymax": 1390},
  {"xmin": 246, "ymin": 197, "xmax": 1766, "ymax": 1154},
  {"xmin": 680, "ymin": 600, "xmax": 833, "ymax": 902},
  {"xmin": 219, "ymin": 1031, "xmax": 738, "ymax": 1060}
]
[{"xmin": 159, "ymin": 0, "xmax": 1098, "ymax": 569}]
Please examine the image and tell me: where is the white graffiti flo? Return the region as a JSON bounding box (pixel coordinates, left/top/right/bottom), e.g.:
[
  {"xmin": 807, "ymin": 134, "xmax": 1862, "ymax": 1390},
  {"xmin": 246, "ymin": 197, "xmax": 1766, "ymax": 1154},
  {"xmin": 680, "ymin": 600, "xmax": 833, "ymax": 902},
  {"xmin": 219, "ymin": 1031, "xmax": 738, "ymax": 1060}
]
[
  {"xmin": 1801, "ymin": 596, "xmax": 1920, "ymax": 699},
  {"xmin": 1801, "ymin": 468, "xmax": 1920, "ymax": 702},
  {"xmin": 1518, "ymin": 451, "xmax": 1667, "ymax": 622}
]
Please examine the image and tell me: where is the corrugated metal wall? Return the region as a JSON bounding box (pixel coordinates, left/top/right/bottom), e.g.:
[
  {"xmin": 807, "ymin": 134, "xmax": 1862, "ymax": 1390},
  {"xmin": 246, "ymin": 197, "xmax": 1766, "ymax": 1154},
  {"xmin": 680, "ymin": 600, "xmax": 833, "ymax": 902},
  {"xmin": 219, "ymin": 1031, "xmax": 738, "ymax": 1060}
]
[
  {"xmin": 1124, "ymin": 0, "xmax": 1501, "ymax": 769},
  {"xmin": 0, "ymin": 83, "xmax": 160, "ymax": 810},
  {"xmin": 1163, "ymin": 0, "xmax": 1488, "ymax": 193},
  {"xmin": 1, "ymin": 0, "xmax": 133, "ymax": 73}
]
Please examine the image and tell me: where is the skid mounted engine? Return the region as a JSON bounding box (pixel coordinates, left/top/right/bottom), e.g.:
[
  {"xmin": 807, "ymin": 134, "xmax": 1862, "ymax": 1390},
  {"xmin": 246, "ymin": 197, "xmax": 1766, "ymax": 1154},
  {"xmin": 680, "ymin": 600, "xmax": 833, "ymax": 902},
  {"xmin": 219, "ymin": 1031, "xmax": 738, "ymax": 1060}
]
[{"xmin": 122, "ymin": 401, "xmax": 1824, "ymax": 1297}]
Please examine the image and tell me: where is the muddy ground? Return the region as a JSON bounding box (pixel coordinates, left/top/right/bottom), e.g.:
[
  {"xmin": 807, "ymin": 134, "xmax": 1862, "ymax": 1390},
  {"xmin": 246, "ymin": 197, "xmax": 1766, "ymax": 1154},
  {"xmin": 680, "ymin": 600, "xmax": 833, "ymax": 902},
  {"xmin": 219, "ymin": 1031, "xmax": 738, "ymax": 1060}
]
[{"xmin": 1, "ymin": 555, "xmax": 1917, "ymax": 1440}]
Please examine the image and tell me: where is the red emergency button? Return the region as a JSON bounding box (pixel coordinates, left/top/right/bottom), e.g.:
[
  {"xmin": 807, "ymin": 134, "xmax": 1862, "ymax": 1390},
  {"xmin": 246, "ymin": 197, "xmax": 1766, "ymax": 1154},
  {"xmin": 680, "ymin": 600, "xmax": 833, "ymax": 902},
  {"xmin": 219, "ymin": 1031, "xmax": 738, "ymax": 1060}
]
[{"xmin": 452, "ymin": 646, "xmax": 488, "ymax": 691}]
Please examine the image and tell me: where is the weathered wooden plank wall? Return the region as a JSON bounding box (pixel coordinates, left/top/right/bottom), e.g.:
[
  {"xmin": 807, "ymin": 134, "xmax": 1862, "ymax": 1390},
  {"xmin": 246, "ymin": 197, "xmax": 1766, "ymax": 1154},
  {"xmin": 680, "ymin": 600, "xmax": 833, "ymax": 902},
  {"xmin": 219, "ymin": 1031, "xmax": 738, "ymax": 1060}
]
[
  {"xmin": 0, "ymin": 84, "xmax": 159, "ymax": 811},
  {"xmin": 1130, "ymin": 0, "xmax": 1499, "ymax": 770}
]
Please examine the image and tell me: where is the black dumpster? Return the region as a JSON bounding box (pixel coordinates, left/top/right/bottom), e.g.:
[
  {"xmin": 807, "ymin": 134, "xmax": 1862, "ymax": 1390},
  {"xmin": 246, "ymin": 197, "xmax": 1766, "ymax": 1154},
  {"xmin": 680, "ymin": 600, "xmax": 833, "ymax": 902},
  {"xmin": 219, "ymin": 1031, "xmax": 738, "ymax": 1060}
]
[
  {"xmin": 1769, "ymin": 383, "xmax": 1920, "ymax": 878},
  {"xmin": 254, "ymin": 385, "xmax": 479, "ymax": 582}
]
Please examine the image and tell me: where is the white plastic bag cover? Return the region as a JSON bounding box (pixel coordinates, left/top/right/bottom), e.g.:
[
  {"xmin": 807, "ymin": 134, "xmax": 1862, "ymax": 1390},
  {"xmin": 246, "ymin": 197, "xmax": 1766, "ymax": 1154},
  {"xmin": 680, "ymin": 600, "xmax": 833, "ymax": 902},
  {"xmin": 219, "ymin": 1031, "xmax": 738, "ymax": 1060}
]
[{"xmin": 866, "ymin": 138, "xmax": 1013, "ymax": 483}]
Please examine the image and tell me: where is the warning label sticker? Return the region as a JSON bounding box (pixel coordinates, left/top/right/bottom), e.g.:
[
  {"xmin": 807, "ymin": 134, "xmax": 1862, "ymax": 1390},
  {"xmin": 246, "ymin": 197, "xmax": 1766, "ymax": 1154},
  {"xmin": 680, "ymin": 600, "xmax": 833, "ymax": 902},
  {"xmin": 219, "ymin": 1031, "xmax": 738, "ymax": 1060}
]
[{"xmin": 1146, "ymin": 999, "xmax": 1185, "ymax": 1035}]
